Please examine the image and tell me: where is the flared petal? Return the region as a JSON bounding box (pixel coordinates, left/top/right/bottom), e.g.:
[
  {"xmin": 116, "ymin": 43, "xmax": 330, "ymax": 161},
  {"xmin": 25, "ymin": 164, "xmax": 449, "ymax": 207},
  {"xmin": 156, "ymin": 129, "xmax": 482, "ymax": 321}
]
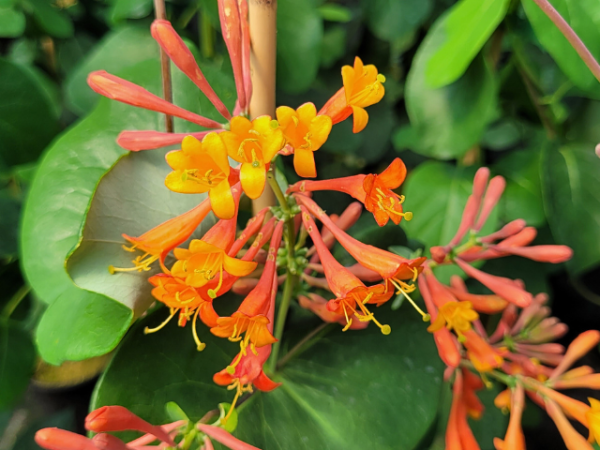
[
  {"xmin": 209, "ymin": 179, "xmax": 236, "ymax": 219},
  {"xmin": 223, "ymin": 254, "xmax": 258, "ymax": 277},
  {"xmin": 351, "ymin": 105, "xmax": 369, "ymax": 133},
  {"xmin": 240, "ymin": 161, "xmax": 266, "ymax": 199},
  {"xmin": 293, "ymin": 149, "xmax": 316, "ymax": 178}
]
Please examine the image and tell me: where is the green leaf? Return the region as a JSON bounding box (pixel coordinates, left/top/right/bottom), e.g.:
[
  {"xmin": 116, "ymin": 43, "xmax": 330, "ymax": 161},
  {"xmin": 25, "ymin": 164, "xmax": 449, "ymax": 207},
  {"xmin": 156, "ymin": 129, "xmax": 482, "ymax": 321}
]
[
  {"xmin": 522, "ymin": 0, "xmax": 600, "ymax": 96},
  {"xmin": 318, "ymin": 4, "xmax": 351, "ymax": 22},
  {"xmin": 92, "ymin": 306, "xmax": 443, "ymax": 449},
  {"xmin": 541, "ymin": 142, "xmax": 600, "ymax": 274},
  {"xmin": 65, "ymin": 26, "xmax": 160, "ymax": 114},
  {"xmin": 402, "ymin": 161, "xmax": 499, "ymax": 251},
  {"xmin": 406, "ymin": 42, "xmax": 497, "ymax": 159},
  {"xmin": 319, "ymin": 25, "xmax": 346, "ymax": 69},
  {"xmin": 24, "ymin": 0, "xmax": 73, "ymax": 38},
  {"xmin": 0, "ymin": 58, "xmax": 60, "ymax": 170},
  {"xmin": 361, "ymin": 0, "xmax": 433, "ymax": 42},
  {"xmin": 425, "ymin": 0, "xmax": 510, "ymax": 88},
  {"xmin": 0, "ymin": 320, "xmax": 35, "ymax": 408},
  {"xmin": 0, "ymin": 7, "xmax": 25, "ymax": 37},
  {"xmin": 109, "ymin": 0, "xmax": 152, "ymax": 23},
  {"xmin": 36, "ymin": 286, "xmax": 133, "ymax": 365},
  {"xmin": 494, "ymin": 148, "xmax": 545, "ymax": 227},
  {"xmin": 0, "ymin": 190, "xmax": 20, "ymax": 257},
  {"xmin": 277, "ymin": 0, "xmax": 323, "ymax": 93}
]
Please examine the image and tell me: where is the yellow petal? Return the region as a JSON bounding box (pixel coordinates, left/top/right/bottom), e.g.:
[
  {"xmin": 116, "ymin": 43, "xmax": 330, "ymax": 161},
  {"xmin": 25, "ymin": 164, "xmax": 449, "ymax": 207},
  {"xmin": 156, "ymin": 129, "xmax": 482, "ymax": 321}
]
[
  {"xmin": 351, "ymin": 105, "xmax": 369, "ymax": 133},
  {"xmin": 308, "ymin": 115, "xmax": 332, "ymax": 150},
  {"xmin": 229, "ymin": 116, "xmax": 252, "ymax": 135},
  {"xmin": 220, "ymin": 131, "xmax": 243, "ymax": 162},
  {"xmin": 354, "ymin": 56, "xmax": 364, "ymax": 74},
  {"xmin": 251, "ymin": 115, "xmax": 274, "ymax": 134},
  {"xmin": 165, "ymin": 149, "xmax": 191, "ymax": 171},
  {"xmin": 293, "ymin": 149, "xmax": 316, "ymax": 178},
  {"xmin": 240, "ymin": 162, "xmax": 266, "ymax": 199},
  {"xmin": 296, "ymin": 102, "xmax": 317, "ymax": 123},
  {"xmin": 223, "ymin": 254, "xmax": 257, "ymax": 277},
  {"xmin": 341, "ymin": 65, "xmax": 355, "ymax": 103},
  {"xmin": 202, "ymin": 133, "xmax": 230, "ymax": 175},
  {"xmin": 261, "ymin": 128, "xmax": 285, "ymax": 163},
  {"xmin": 165, "ymin": 170, "xmax": 209, "ymax": 194},
  {"xmin": 276, "ymin": 106, "xmax": 296, "ymax": 128},
  {"xmin": 208, "ymin": 180, "xmax": 235, "ymax": 220},
  {"xmin": 182, "ymin": 135, "xmax": 203, "ymax": 153}
]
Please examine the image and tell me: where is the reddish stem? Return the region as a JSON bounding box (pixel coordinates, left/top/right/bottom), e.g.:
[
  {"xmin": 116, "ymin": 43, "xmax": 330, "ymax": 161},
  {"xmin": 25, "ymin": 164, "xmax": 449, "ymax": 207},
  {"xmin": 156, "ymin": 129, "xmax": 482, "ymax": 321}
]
[{"xmin": 154, "ymin": 0, "xmax": 174, "ymax": 132}]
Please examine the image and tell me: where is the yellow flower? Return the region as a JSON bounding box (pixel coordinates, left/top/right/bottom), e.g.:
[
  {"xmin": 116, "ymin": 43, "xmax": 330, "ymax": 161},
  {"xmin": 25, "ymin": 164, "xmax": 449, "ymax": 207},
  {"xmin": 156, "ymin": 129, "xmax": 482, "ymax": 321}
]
[
  {"xmin": 220, "ymin": 116, "xmax": 285, "ymax": 199},
  {"xmin": 276, "ymin": 102, "xmax": 332, "ymax": 178},
  {"xmin": 427, "ymin": 301, "xmax": 479, "ymax": 337},
  {"xmin": 587, "ymin": 397, "xmax": 600, "ymax": 444},
  {"xmin": 165, "ymin": 133, "xmax": 235, "ymax": 219}
]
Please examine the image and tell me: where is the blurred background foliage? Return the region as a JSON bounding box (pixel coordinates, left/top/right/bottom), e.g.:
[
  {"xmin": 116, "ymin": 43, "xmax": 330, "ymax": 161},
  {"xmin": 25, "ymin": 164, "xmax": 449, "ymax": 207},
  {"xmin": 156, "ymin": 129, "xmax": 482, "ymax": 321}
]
[{"xmin": 1, "ymin": 0, "xmax": 600, "ymax": 448}]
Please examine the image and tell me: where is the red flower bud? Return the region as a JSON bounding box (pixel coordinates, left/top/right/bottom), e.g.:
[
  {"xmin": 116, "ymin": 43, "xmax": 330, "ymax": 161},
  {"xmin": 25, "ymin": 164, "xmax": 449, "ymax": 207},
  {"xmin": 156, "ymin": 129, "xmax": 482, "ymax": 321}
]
[{"xmin": 35, "ymin": 428, "xmax": 97, "ymax": 450}]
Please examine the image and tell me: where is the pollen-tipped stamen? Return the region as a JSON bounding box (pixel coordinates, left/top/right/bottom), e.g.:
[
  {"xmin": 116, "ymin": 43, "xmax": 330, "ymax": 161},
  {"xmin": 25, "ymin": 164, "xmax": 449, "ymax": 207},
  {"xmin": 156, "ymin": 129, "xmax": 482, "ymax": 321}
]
[
  {"xmin": 108, "ymin": 253, "xmax": 159, "ymax": 274},
  {"xmin": 393, "ymin": 282, "xmax": 430, "ymax": 323},
  {"xmin": 144, "ymin": 308, "xmax": 178, "ymax": 334},
  {"xmin": 192, "ymin": 307, "xmax": 206, "ymax": 351}
]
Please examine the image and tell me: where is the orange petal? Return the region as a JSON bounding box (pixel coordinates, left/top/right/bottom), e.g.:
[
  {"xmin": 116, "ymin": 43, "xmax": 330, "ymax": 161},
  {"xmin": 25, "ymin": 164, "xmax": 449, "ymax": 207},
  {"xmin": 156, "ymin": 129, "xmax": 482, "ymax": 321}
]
[
  {"xmin": 351, "ymin": 105, "xmax": 369, "ymax": 133},
  {"xmin": 293, "ymin": 149, "xmax": 317, "ymax": 178},
  {"xmin": 308, "ymin": 114, "xmax": 333, "ymax": 150},
  {"xmin": 296, "ymin": 102, "xmax": 317, "ymax": 123},
  {"xmin": 209, "ymin": 180, "xmax": 235, "ymax": 220},
  {"xmin": 223, "ymin": 254, "xmax": 257, "ymax": 277},
  {"xmin": 240, "ymin": 162, "xmax": 266, "ymax": 199}
]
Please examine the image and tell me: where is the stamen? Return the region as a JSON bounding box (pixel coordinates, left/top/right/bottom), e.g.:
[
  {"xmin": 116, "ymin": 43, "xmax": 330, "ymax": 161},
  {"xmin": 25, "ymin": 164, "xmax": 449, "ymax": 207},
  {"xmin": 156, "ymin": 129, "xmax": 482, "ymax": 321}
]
[
  {"xmin": 354, "ymin": 297, "xmax": 391, "ymax": 335},
  {"xmin": 108, "ymin": 254, "xmax": 159, "ymax": 274},
  {"xmin": 223, "ymin": 381, "xmax": 243, "ymax": 425},
  {"xmin": 192, "ymin": 307, "xmax": 206, "ymax": 351},
  {"xmin": 394, "ymin": 283, "xmax": 430, "ymax": 322},
  {"xmin": 207, "ymin": 264, "xmax": 224, "ymax": 298},
  {"xmin": 122, "ymin": 244, "xmax": 137, "ymax": 253},
  {"xmin": 144, "ymin": 309, "xmax": 178, "ymax": 334}
]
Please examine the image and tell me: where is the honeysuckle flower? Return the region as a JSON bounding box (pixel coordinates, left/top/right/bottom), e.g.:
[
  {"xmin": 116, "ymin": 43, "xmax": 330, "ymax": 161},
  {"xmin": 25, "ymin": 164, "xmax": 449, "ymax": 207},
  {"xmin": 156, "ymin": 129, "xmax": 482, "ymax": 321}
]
[
  {"xmin": 109, "ymin": 197, "xmax": 213, "ymax": 274},
  {"xmin": 550, "ymin": 330, "xmax": 600, "ymax": 380},
  {"xmin": 493, "ymin": 384, "xmax": 526, "ymax": 450},
  {"xmin": 295, "ymin": 195, "xmax": 427, "ymax": 308},
  {"xmin": 35, "ymin": 428, "xmax": 97, "ymax": 450},
  {"xmin": 165, "ymin": 133, "xmax": 237, "ymax": 219},
  {"xmin": 213, "ymin": 271, "xmax": 280, "ymax": 422},
  {"xmin": 462, "ymin": 369, "xmax": 485, "ymax": 420},
  {"xmin": 86, "ymin": 405, "xmax": 176, "ymax": 446},
  {"xmin": 197, "ymin": 424, "xmax": 261, "ymax": 450},
  {"xmin": 151, "ymin": 19, "xmax": 231, "ymax": 120},
  {"xmin": 447, "ymin": 275, "xmax": 508, "ymax": 314},
  {"xmin": 446, "ymin": 370, "xmax": 480, "ymax": 450},
  {"xmin": 545, "ymin": 399, "xmax": 594, "ymax": 450},
  {"xmin": 227, "ymin": 207, "xmax": 270, "ymax": 257},
  {"xmin": 171, "ymin": 202, "xmax": 257, "ymax": 297},
  {"xmin": 210, "ymin": 221, "xmax": 284, "ymax": 353},
  {"xmin": 463, "ymin": 329, "xmax": 504, "ymax": 372},
  {"xmin": 220, "ymin": 116, "xmax": 285, "ymax": 199},
  {"xmin": 88, "ymin": 71, "xmax": 223, "ymax": 130},
  {"xmin": 301, "ymin": 208, "xmax": 393, "ymax": 333},
  {"xmin": 586, "ymin": 398, "xmax": 600, "ymax": 444},
  {"xmin": 117, "ymin": 130, "xmax": 214, "ymax": 151},
  {"xmin": 276, "ymin": 102, "xmax": 332, "ymax": 178},
  {"xmin": 289, "ymin": 158, "xmax": 412, "ymax": 226},
  {"xmin": 427, "ymin": 301, "xmax": 479, "ymax": 338},
  {"xmin": 319, "ymin": 57, "xmax": 385, "ymax": 133}
]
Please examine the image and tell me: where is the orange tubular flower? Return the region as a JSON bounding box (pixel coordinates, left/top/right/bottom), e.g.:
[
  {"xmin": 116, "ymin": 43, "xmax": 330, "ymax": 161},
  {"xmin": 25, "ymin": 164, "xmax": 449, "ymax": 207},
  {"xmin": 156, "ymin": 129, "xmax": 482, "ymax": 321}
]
[
  {"xmin": 427, "ymin": 301, "xmax": 479, "ymax": 339},
  {"xmin": 197, "ymin": 424, "xmax": 260, "ymax": 450},
  {"xmin": 210, "ymin": 221, "xmax": 284, "ymax": 353},
  {"xmin": 319, "ymin": 57, "xmax": 386, "ymax": 133},
  {"xmin": 171, "ymin": 198, "xmax": 257, "ymax": 298},
  {"xmin": 295, "ymin": 195, "xmax": 426, "ymax": 300},
  {"xmin": 276, "ymin": 102, "xmax": 332, "ymax": 178},
  {"xmin": 110, "ymin": 197, "xmax": 213, "ymax": 274},
  {"xmin": 220, "ymin": 116, "xmax": 285, "ymax": 199},
  {"xmin": 298, "ymin": 293, "xmax": 369, "ymax": 330},
  {"xmin": 165, "ymin": 133, "xmax": 236, "ymax": 219},
  {"xmin": 587, "ymin": 398, "xmax": 600, "ymax": 444},
  {"xmin": 494, "ymin": 384, "xmax": 526, "ymax": 450},
  {"xmin": 289, "ymin": 158, "xmax": 411, "ymax": 226},
  {"xmin": 301, "ymin": 208, "xmax": 393, "ymax": 333},
  {"xmin": 35, "ymin": 428, "xmax": 97, "ymax": 450},
  {"xmin": 546, "ymin": 399, "xmax": 594, "ymax": 450},
  {"xmin": 446, "ymin": 371, "xmax": 480, "ymax": 450},
  {"xmin": 117, "ymin": 130, "xmax": 214, "ymax": 152}
]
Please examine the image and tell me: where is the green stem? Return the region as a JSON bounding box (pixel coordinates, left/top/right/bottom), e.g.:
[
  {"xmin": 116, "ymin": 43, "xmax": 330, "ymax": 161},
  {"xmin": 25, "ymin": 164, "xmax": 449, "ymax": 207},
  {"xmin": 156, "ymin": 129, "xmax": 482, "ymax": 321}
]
[
  {"xmin": 277, "ymin": 322, "xmax": 332, "ymax": 370},
  {"xmin": 266, "ymin": 169, "xmax": 289, "ymax": 213},
  {"xmin": 2, "ymin": 286, "xmax": 30, "ymax": 318},
  {"xmin": 200, "ymin": 7, "xmax": 215, "ymax": 59}
]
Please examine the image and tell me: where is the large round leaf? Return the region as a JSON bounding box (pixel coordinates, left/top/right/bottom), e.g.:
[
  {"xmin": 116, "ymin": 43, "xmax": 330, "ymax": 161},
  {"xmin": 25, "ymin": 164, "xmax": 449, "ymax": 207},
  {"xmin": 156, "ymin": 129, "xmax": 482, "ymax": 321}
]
[
  {"xmin": 541, "ymin": 142, "xmax": 600, "ymax": 274},
  {"xmin": 361, "ymin": 0, "xmax": 433, "ymax": 42},
  {"xmin": 92, "ymin": 305, "xmax": 443, "ymax": 449},
  {"xmin": 405, "ymin": 22, "xmax": 497, "ymax": 160}
]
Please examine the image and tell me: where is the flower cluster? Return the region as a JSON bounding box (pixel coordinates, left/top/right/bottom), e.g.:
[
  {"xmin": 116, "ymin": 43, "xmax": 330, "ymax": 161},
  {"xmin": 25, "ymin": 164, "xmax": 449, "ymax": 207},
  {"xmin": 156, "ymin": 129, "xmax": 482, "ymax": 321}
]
[
  {"xmin": 54, "ymin": 1, "xmax": 596, "ymax": 448},
  {"xmin": 35, "ymin": 404, "xmax": 258, "ymax": 450}
]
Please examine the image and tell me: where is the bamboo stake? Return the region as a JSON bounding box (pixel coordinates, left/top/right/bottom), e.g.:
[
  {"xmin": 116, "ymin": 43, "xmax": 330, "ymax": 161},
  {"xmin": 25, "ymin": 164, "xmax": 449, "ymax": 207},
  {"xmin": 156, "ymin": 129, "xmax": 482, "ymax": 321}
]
[
  {"xmin": 249, "ymin": 0, "xmax": 278, "ymax": 213},
  {"xmin": 154, "ymin": 0, "xmax": 174, "ymax": 132}
]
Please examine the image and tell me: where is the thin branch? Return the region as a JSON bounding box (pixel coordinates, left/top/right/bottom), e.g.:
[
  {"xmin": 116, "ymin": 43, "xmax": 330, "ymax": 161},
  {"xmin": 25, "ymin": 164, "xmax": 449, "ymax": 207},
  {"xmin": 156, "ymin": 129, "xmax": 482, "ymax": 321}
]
[
  {"xmin": 529, "ymin": 0, "xmax": 600, "ymax": 84},
  {"xmin": 276, "ymin": 322, "xmax": 332, "ymax": 370},
  {"xmin": 154, "ymin": 0, "xmax": 174, "ymax": 133}
]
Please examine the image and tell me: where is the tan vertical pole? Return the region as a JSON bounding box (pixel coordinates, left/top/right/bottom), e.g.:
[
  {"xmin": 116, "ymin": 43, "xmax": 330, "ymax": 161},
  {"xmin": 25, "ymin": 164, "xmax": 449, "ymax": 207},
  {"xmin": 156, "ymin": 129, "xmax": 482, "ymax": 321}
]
[{"xmin": 249, "ymin": 0, "xmax": 277, "ymax": 214}]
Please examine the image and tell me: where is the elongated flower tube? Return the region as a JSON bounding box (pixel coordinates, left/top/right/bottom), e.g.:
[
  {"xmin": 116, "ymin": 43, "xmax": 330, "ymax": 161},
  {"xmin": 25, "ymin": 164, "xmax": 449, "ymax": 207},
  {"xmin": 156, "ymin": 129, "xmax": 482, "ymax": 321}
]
[
  {"xmin": 276, "ymin": 102, "xmax": 332, "ymax": 178},
  {"xmin": 165, "ymin": 133, "xmax": 236, "ymax": 219},
  {"xmin": 117, "ymin": 130, "xmax": 214, "ymax": 151},
  {"xmin": 546, "ymin": 399, "xmax": 594, "ymax": 450},
  {"xmin": 109, "ymin": 197, "xmax": 213, "ymax": 274},
  {"xmin": 221, "ymin": 116, "xmax": 285, "ymax": 199},
  {"xmin": 218, "ymin": 0, "xmax": 248, "ymax": 110},
  {"xmin": 211, "ymin": 221, "xmax": 284, "ymax": 353},
  {"xmin": 455, "ymin": 258, "xmax": 532, "ymax": 308},
  {"xmin": 493, "ymin": 384, "xmax": 526, "ymax": 450},
  {"xmin": 446, "ymin": 371, "xmax": 480, "ymax": 450},
  {"xmin": 289, "ymin": 158, "xmax": 411, "ymax": 226},
  {"xmin": 462, "ymin": 369, "xmax": 485, "ymax": 419},
  {"xmin": 473, "ymin": 175, "xmax": 505, "ymax": 232},
  {"xmin": 319, "ymin": 57, "xmax": 385, "ymax": 133},
  {"xmin": 550, "ymin": 330, "xmax": 600, "ymax": 380},
  {"xmin": 298, "ymin": 293, "xmax": 369, "ymax": 330},
  {"xmin": 198, "ymin": 424, "xmax": 261, "ymax": 450},
  {"xmin": 151, "ymin": 20, "xmax": 231, "ymax": 120},
  {"xmin": 88, "ymin": 71, "xmax": 223, "ymax": 130},
  {"xmin": 35, "ymin": 428, "xmax": 97, "ymax": 450},
  {"xmin": 86, "ymin": 406, "xmax": 176, "ymax": 446},
  {"xmin": 92, "ymin": 433, "xmax": 130, "ymax": 450},
  {"xmin": 301, "ymin": 208, "xmax": 393, "ymax": 333},
  {"xmin": 295, "ymin": 194, "xmax": 426, "ymax": 296},
  {"xmin": 463, "ymin": 329, "xmax": 504, "ymax": 372},
  {"xmin": 228, "ymin": 207, "xmax": 269, "ymax": 257},
  {"xmin": 533, "ymin": 383, "xmax": 590, "ymax": 426}
]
